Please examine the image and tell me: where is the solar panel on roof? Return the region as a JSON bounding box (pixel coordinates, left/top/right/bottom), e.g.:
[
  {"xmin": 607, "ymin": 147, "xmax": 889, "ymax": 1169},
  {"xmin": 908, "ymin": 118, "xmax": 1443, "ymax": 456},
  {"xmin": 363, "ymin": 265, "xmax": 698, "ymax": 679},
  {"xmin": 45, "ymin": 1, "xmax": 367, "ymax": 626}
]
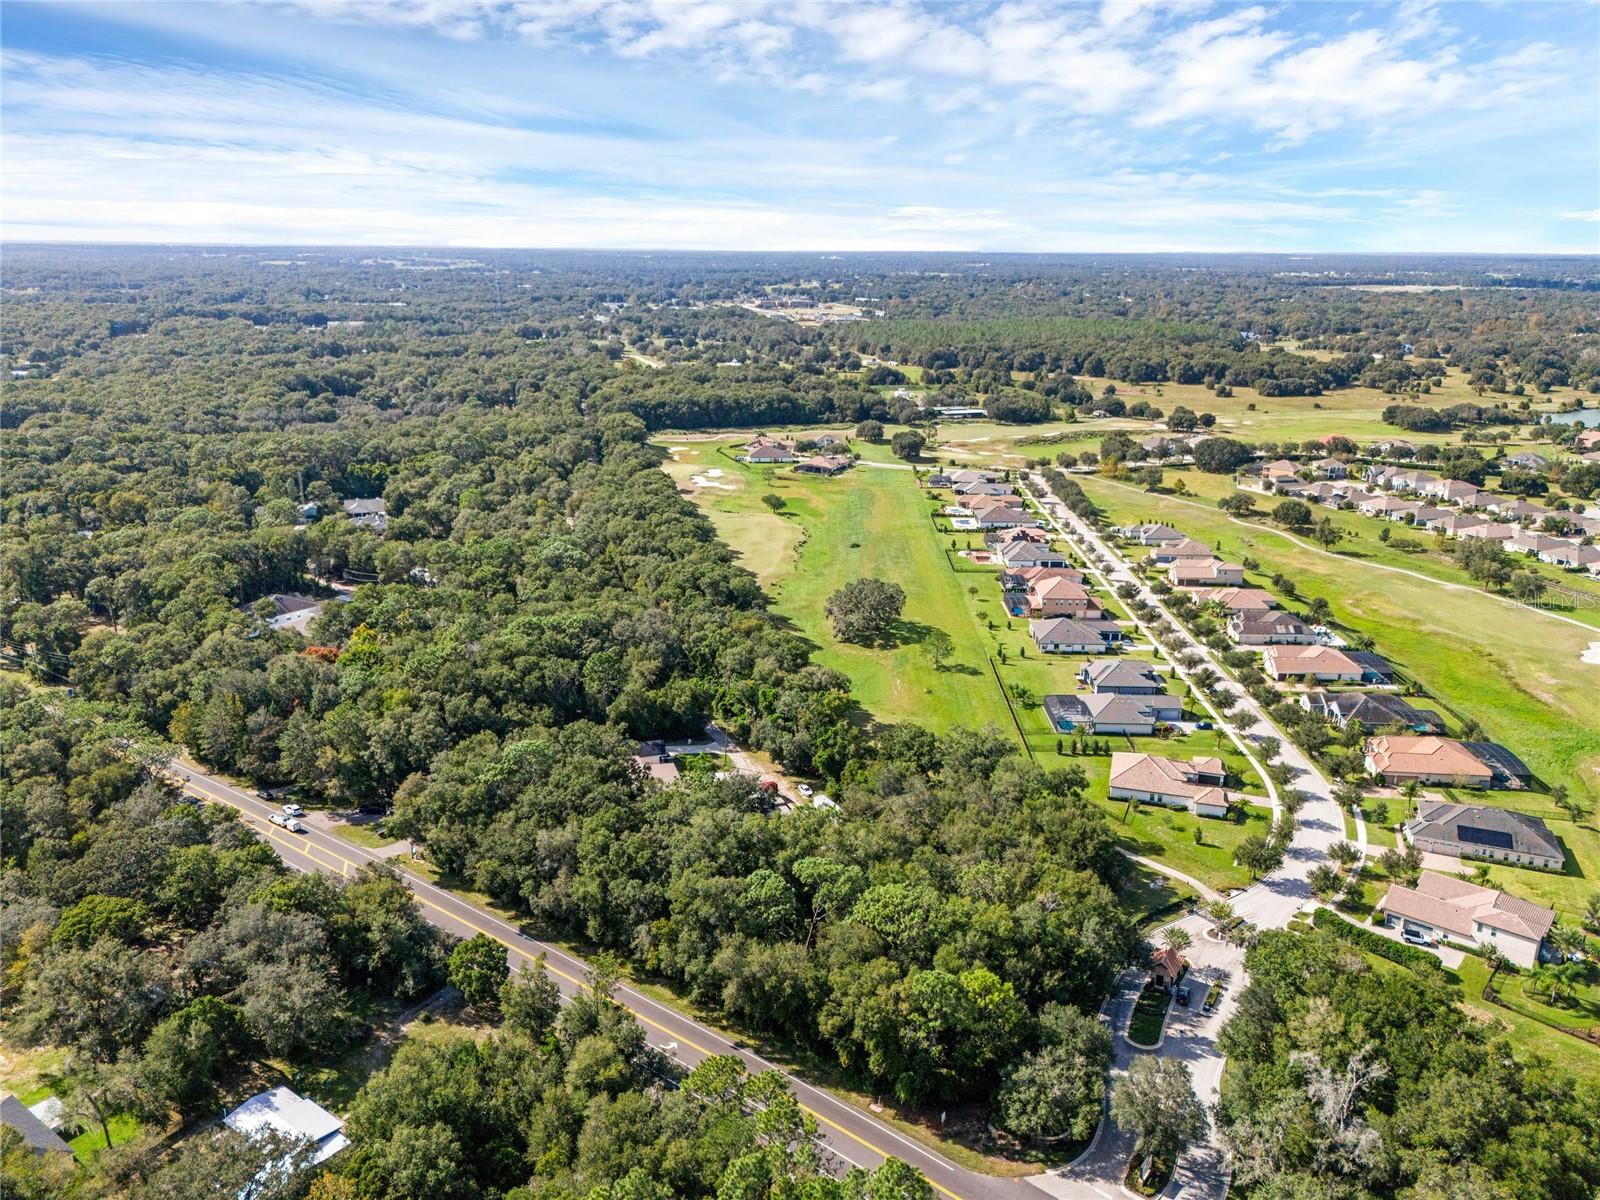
[{"xmin": 1457, "ymin": 824, "xmax": 1515, "ymax": 850}]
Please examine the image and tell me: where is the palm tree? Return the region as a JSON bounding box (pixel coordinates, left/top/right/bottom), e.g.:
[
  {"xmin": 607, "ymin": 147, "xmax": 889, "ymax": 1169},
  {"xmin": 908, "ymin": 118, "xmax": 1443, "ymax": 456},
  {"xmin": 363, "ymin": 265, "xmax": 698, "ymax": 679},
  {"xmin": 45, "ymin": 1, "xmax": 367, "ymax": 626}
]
[
  {"xmin": 1202, "ymin": 900, "xmax": 1235, "ymax": 938},
  {"xmin": 1162, "ymin": 926, "xmax": 1193, "ymax": 954},
  {"xmin": 1584, "ymin": 892, "xmax": 1600, "ymax": 934},
  {"xmin": 1548, "ymin": 924, "xmax": 1588, "ymax": 962}
]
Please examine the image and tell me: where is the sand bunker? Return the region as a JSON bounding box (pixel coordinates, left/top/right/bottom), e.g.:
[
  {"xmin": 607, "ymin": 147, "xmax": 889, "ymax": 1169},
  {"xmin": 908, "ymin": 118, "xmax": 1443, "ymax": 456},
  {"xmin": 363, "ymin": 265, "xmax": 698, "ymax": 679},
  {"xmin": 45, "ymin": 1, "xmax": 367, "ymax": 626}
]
[
  {"xmin": 691, "ymin": 475, "xmax": 735, "ymax": 490},
  {"xmin": 1582, "ymin": 642, "xmax": 1600, "ymax": 665}
]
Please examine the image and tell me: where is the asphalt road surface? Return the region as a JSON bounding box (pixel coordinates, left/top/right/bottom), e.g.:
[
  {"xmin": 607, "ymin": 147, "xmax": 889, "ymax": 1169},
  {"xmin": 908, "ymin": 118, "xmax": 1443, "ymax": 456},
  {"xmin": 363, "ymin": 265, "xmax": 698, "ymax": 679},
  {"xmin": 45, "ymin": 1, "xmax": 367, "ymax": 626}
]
[{"xmin": 165, "ymin": 760, "xmax": 1025, "ymax": 1200}]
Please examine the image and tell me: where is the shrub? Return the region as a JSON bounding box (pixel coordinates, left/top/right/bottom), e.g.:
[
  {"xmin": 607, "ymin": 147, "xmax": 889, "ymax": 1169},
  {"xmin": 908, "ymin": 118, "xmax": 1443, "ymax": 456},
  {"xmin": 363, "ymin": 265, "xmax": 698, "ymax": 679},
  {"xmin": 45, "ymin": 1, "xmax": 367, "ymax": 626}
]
[{"xmin": 1311, "ymin": 907, "xmax": 1441, "ymax": 971}]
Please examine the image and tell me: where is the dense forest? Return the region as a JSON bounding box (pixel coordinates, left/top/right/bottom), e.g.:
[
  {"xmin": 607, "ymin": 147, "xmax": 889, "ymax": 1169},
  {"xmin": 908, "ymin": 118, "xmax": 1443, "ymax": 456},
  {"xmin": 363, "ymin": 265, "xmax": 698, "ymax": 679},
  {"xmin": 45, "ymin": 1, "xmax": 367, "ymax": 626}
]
[{"xmin": 3, "ymin": 247, "xmax": 1599, "ymax": 1197}]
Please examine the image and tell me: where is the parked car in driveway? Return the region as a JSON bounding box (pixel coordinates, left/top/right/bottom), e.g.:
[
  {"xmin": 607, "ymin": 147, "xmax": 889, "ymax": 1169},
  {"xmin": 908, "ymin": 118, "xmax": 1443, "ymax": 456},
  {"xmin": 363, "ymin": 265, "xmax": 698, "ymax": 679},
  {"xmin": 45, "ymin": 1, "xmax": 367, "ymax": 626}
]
[
  {"xmin": 1175, "ymin": 985, "xmax": 1192, "ymax": 1007},
  {"xmin": 797, "ymin": 783, "xmax": 814, "ymax": 797},
  {"xmin": 1401, "ymin": 927, "xmax": 1432, "ymax": 947}
]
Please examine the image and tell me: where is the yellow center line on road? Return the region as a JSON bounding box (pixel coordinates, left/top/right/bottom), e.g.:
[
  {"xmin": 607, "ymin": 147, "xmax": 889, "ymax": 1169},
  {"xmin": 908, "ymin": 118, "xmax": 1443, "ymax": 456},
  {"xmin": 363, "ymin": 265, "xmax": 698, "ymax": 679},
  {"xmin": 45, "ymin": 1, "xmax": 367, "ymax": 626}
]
[{"xmin": 187, "ymin": 783, "xmax": 969, "ymax": 1200}]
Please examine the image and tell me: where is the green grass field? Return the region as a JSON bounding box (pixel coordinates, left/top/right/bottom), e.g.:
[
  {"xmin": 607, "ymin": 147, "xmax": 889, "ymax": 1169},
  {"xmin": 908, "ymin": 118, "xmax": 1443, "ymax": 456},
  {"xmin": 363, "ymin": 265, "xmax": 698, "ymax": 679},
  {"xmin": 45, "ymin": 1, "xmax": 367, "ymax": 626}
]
[
  {"xmin": 1451, "ymin": 955, "xmax": 1600, "ymax": 1086},
  {"xmin": 1094, "ymin": 798, "xmax": 1274, "ymax": 893},
  {"xmin": 1156, "ymin": 469, "xmax": 1600, "ymax": 613},
  {"xmin": 1072, "ymin": 472, "xmax": 1600, "ymax": 917}
]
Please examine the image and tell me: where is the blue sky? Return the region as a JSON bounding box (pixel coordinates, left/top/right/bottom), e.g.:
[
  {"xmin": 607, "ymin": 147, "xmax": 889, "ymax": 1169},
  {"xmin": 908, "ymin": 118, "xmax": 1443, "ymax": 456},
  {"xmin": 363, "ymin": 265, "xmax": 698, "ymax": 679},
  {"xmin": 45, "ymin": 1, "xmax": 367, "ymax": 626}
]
[{"xmin": 4, "ymin": 0, "xmax": 1598, "ymax": 251}]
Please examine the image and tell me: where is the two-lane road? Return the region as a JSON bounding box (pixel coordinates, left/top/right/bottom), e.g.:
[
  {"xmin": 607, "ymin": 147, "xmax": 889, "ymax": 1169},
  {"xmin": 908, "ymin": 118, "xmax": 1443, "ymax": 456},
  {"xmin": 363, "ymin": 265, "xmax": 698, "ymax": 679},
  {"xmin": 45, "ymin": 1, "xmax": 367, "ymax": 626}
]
[{"xmin": 165, "ymin": 760, "xmax": 1021, "ymax": 1200}]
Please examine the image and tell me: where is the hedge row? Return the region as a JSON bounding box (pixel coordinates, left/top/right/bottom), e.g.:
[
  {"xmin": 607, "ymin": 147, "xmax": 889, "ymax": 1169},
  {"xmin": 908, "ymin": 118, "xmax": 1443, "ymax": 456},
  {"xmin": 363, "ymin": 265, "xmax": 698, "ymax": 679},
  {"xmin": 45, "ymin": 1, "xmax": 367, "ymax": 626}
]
[{"xmin": 1311, "ymin": 906, "xmax": 1443, "ymax": 971}]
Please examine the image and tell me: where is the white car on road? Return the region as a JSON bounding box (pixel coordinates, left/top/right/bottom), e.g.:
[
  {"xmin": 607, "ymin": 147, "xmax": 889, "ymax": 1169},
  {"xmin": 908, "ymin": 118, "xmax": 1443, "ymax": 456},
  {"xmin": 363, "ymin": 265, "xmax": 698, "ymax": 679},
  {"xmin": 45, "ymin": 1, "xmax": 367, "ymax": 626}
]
[{"xmin": 281, "ymin": 802, "xmax": 305, "ymax": 818}]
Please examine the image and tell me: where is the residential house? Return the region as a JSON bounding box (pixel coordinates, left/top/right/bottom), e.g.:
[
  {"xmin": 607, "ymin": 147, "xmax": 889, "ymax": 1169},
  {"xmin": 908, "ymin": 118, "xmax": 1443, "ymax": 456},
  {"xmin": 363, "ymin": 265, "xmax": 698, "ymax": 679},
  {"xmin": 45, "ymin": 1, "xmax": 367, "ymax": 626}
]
[
  {"xmin": 954, "ymin": 481, "xmax": 1016, "ymax": 497},
  {"xmin": 1170, "ymin": 558, "xmax": 1247, "ymax": 587},
  {"xmin": 1505, "ymin": 531, "xmax": 1559, "ymax": 558},
  {"xmin": 1543, "ymin": 541, "xmax": 1600, "ymax": 570},
  {"xmin": 1030, "ymin": 617, "xmax": 1108, "ymax": 654},
  {"xmin": 1418, "ymin": 512, "xmax": 1476, "ymax": 536},
  {"xmin": 1364, "ymin": 735, "xmax": 1492, "ymax": 787},
  {"xmin": 1456, "ymin": 522, "xmax": 1517, "ymax": 543},
  {"xmin": 1409, "ymin": 505, "xmax": 1451, "ymax": 527},
  {"xmin": 1150, "ymin": 537, "xmax": 1214, "ymax": 564},
  {"xmin": 1000, "ymin": 565, "xmax": 1084, "ymax": 591},
  {"xmin": 342, "ymin": 497, "xmax": 388, "ymax": 533},
  {"xmin": 741, "ymin": 437, "xmax": 797, "ymax": 463},
  {"xmin": 1260, "ymin": 459, "xmax": 1301, "ymax": 488},
  {"xmin": 1107, "ymin": 752, "xmax": 1232, "ymax": 818},
  {"xmin": 1312, "ymin": 457, "xmax": 1349, "ymax": 479},
  {"xmin": 1120, "ymin": 523, "xmax": 1185, "ymax": 545},
  {"xmin": 1370, "ymin": 438, "xmax": 1416, "ymax": 456},
  {"xmin": 793, "ymin": 454, "xmax": 852, "ymax": 476},
  {"xmin": 0, "ymin": 1094, "xmax": 71, "ymax": 1157},
  {"xmin": 1027, "ymin": 576, "xmax": 1102, "ymax": 618},
  {"xmin": 1300, "ymin": 690, "xmax": 1444, "ymax": 733},
  {"xmin": 987, "ymin": 526, "xmax": 1050, "ymax": 549},
  {"xmin": 1228, "ymin": 610, "xmax": 1317, "ymax": 645},
  {"xmin": 1403, "ymin": 802, "xmax": 1564, "ymax": 872},
  {"xmin": 1423, "ymin": 478, "xmax": 1482, "ymax": 507},
  {"xmin": 1376, "ymin": 872, "xmax": 1555, "ymax": 967},
  {"xmin": 1345, "ymin": 650, "xmax": 1396, "ymax": 684},
  {"xmin": 1186, "ymin": 586, "xmax": 1278, "ymax": 612},
  {"xmin": 966, "ymin": 498, "xmax": 1034, "ymax": 528},
  {"xmin": 1502, "ymin": 452, "xmax": 1550, "ymax": 472},
  {"xmin": 1042, "ymin": 692, "xmax": 1184, "ymax": 735},
  {"xmin": 1262, "ymin": 645, "xmax": 1365, "ymax": 682},
  {"xmin": 243, "ymin": 592, "xmax": 325, "ymax": 632},
  {"xmin": 225, "ymin": 1087, "xmax": 350, "ymax": 1169},
  {"xmin": 1484, "ymin": 497, "xmax": 1547, "ymax": 523},
  {"xmin": 1576, "ymin": 429, "xmax": 1600, "ymax": 451},
  {"xmin": 1000, "ymin": 541, "xmax": 1072, "ymax": 570},
  {"xmin": 1078, "ymin": 660, "xmax": 1167, "ymax": 694},
  {"xmin": 1359, "ymin": 494, "xmax": 1420, "ymax": 520}
]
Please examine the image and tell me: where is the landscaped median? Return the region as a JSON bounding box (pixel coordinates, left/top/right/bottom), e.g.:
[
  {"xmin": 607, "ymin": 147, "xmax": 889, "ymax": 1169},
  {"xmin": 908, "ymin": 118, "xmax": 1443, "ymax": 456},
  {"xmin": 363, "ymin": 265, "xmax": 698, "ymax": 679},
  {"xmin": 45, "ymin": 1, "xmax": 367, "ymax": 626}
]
[{"xmin": 1126, "ymin": 984, "xmax": 1175, "ymax": 1047}]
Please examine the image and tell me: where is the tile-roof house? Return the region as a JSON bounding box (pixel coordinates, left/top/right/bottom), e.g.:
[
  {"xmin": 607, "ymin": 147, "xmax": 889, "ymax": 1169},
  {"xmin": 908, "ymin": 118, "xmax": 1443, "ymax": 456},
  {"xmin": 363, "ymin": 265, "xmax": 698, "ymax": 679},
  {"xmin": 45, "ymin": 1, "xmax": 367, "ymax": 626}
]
[
  {"xmin": 0, "ymin": 1094, "xmax": 72, "ymax": 1156},
  {"xmin": 1027, "ymin": 576, "xmax": 1101, "ymax": 617},
  {"xmin": 1030, "ymin": 617, "xmax": 1108, "ymax": 654},
  {"xmin": 1299, "ymin": 690, "xmax": 1444, "ymax": 733},
  {"xmin": 1261, "ymin": 459, "xmax": 1300, "ymax": 486},
  {"xmin": 1150, "ymin": 945, "xmax": 1187, "ymax": 988},
  {"xmin": 794, "ymin": 454, "xmax": 853, "ymax": 476},
  {"xmin": 1107, "ymin": 752, "xmax": 1232, "ymax": 818},
  {"xmin": 1262, "ymin": 645, "xmax": 1365, "ymax": 682},
  {"xmin": 1312, "ymin": 457, "xmax": 1349, "ymax": 479},
  {"xmin": 1078, "ymin": 660, "xmax": 1167, "ymax": 694},
  {"xmin": 1170, "ymin": 558, "xmax": 1247, "ymax": 586},
  {"xmin": 1042, "ymin": 691, "xmax": 1184, "ymax": 735},
  {"xmin": 1377, "ymin": 872, "xmax": 1555, "ymax": 967},
  {"xmin": 1188, "ymin": 587, "xmax": 1277, "ymax": 612},
  {"xmin": 1577, "ymin": 429, "xmax": 1600, "ymax": 451},
  {"xmin": 1150, "ymin": 537, "xmax": 1213, "ymax": 564},
  {"xmin": 1121, "ymin": 523, "xmax": 1185, "ymax": 545},
  {"xmin": 1408, "ymin": 809, "xmax": 1555, "ymax": 876},
  {"xmin": 1364, "ymin": 736, "xmax": 1492, "ymax": 787},
  {"xmin": 1001, "ymin": 541, "xmax": 1072, "ymax": 570},
  {"xmin": 741, "ymin": 437, "xmax": 797, "ymax": 463},
  {"xmin": 1228, "ymin": 610, "xmax": 1317, "ymax": 645},
  {"xmin": 1540, "ymin": 541, "xmax": 1600, "ymax": 570}
]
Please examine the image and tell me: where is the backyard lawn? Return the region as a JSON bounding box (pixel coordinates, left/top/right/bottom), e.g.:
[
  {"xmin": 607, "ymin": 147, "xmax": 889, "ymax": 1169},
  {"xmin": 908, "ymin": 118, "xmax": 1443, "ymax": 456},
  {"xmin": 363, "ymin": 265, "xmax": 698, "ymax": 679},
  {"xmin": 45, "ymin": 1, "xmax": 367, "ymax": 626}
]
[{"xmin": 1091, "ymin": 797, "xmax": 1274, "ymax": 893}]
